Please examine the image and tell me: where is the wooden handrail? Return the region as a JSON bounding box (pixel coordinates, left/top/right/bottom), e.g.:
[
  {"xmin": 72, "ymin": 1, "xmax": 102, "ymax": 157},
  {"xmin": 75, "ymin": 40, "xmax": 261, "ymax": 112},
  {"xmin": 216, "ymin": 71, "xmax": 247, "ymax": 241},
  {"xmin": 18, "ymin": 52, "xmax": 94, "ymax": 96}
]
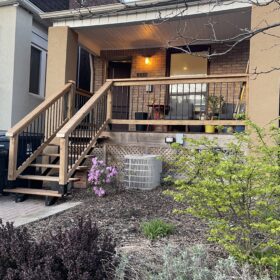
[
  {"xmin": 76, "ymin": 87, "xmax": 93, "ymax": 98},
  {"xmin": 56, "ymin": 81, "xmax": 113, "ymax": 138},
  {"xmin": 6, "ymin": 83, "xmax": 73, "ymax": 137},
  {"xmin": 109, "ymin": 74, "xmax": 248, "ymax": 86}
]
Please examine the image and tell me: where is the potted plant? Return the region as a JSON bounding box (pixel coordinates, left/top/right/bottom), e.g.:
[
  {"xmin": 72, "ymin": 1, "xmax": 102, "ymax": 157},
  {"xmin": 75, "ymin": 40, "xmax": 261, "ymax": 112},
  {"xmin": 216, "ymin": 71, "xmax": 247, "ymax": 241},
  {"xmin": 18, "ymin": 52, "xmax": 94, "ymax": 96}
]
[
  {"xmin": 234, "ymin": 113, "xmax": 246, "ymax": 133},
  {"xmin": 205, "ymin": 96, "xmax": 224, "ymax": 134}
]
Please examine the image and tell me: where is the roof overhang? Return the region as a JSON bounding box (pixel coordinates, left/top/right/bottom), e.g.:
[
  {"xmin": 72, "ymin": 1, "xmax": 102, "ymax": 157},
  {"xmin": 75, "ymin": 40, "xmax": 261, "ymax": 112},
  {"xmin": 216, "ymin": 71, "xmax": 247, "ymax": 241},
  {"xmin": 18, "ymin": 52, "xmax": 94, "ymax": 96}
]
[
  {"xmin": 76, "ymin": 7, "xmax": 251, "ymax": 55},
  {"xmin": 42, "ymin": 0, "xmax": 251, "ymax": 55},
  {"xmin": 41, "ymin": 0, "xmax": 252, "ymax": 27}
]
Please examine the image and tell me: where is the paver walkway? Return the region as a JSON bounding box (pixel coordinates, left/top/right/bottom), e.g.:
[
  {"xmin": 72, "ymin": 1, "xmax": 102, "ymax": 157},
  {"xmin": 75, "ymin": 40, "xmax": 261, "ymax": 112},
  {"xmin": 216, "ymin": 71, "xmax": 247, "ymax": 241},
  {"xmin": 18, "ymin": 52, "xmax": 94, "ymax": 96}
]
[{"xmin": 0, "ymin": 195, "xmax": 81, "ymax": 227}]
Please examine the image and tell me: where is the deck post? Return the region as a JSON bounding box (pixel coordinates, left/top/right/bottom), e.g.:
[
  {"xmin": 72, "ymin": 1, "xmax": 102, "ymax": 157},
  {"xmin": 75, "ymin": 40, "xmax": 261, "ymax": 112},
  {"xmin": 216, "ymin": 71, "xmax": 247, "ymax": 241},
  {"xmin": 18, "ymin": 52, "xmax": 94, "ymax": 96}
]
[
  {"xmin": 59, "ymin": 137, "xmax": 69, "ymax": 185},
  {"xmin": 67, "ymin": 81, "xmax": 76, "ymax": 119},
  {"xmin": 8, "ymin": 135, "xmax": 18, "ymax": 181},
  {"xmin": 106, "ymin": 88, "xmax": 113, "ymax": 121}
]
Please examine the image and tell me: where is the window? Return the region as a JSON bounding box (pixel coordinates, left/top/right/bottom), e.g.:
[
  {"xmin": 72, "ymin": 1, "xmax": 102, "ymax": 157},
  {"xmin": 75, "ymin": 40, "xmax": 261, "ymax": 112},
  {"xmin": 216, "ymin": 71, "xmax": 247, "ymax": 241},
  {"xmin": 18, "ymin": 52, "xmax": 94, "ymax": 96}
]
[
  {"xmin": 77, "ymin": 47, "xmax": 94, "ymax": 92},
  {"xmin": 29, "ymin": 46, "xmax": 41, "ymax": 95},
  {"xmin": 29, "ymin": 45, "xmax": 47, "ymax": 97},
  {"xmin": 169, "ymin": 52, "xmax": 208, "ymax": 120},
  {"xmin": 170, "ymin": 52, "xmax": 208, "ymax": 77}
]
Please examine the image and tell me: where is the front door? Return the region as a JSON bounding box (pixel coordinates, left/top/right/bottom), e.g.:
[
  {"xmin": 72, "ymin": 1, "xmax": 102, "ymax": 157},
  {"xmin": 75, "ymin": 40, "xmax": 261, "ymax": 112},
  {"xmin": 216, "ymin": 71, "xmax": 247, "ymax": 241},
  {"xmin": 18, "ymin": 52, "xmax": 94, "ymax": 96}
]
[{"xmin": 108, "ymin": 61, "xmax": 132, "ymax": 131}]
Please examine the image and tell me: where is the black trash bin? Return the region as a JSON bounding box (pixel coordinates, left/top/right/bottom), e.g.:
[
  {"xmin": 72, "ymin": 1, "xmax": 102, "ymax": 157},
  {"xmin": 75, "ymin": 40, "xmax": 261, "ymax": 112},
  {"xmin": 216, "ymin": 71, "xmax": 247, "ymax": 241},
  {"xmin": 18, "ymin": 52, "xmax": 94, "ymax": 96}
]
[
  {"xmin": 0, "ymin": 133, "xmax": 43, "ymax": 193},
  {"xmin": 0, "ymin": 135, "xmax": 9, "ymax": 194},
  {"xmin": 135, "ymin": 112, "xmax": 148, "ymax": 132}
]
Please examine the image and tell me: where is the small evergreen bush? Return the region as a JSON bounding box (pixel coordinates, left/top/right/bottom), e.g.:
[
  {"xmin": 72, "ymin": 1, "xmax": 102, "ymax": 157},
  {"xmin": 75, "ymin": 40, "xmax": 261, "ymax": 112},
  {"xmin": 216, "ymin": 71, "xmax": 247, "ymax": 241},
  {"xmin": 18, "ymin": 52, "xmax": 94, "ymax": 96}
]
[
  {"xmin": 0, "ymin": 218, "xmax": 116, "ymax": 280},
  {"xmin": 141, "ymin": 219, "xmax": 175, "ymax": 240}
]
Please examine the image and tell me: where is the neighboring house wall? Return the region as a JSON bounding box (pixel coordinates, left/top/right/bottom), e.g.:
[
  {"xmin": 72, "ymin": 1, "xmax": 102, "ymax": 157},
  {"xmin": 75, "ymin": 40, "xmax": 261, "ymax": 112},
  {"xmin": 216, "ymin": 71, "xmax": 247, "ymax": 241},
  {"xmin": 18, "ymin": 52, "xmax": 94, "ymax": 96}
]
[
  {"xmin": 0, "ymin": 5, "xmax": 16, "ymax": 130},
  {"xmin": 0, "ymin": 5, "xmax": 48, "ymax": 131}
]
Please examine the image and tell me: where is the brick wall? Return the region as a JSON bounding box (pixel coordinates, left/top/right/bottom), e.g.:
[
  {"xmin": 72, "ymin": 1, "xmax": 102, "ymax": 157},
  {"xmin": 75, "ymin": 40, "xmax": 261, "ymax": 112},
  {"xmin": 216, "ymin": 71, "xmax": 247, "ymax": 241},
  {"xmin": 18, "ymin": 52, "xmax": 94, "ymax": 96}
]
[
  {"xmin": 92, "ymin": 43, "xmax": 249, "ymax": 130},
  {"xmin": 101, "ymin": 49, "xmax": 167, "ymax": 130},
  {"xmin": 209, "ymin": 41, "xmax": 249, "ymax": 74},
  {"xmin": 93, "ymin": 57, "xmax": 106, "ymax": 92}
]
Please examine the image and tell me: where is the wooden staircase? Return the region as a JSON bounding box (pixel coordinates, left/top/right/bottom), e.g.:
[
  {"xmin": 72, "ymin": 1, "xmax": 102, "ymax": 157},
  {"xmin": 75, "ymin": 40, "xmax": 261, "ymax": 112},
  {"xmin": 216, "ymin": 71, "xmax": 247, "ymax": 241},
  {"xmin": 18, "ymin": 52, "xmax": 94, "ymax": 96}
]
[{"xmin": 5, "ymin": 81, "xmax": 113, "ymax": 205}]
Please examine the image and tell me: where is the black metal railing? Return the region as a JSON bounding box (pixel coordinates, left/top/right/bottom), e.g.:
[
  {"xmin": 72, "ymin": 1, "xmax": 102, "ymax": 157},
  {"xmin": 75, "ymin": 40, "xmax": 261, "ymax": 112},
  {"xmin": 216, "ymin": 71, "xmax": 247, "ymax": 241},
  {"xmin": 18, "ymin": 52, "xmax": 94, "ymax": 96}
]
[
  {"xmin": 112, "ymin": 80, "xmax": 247, "ymax": 124},
  {"xmin": 68, "ymin": 93, "xmax": 107, "ymax": 169},
  {"xmin": 16, "ymin": 87, "xmax": 71, "ymax": 168}
]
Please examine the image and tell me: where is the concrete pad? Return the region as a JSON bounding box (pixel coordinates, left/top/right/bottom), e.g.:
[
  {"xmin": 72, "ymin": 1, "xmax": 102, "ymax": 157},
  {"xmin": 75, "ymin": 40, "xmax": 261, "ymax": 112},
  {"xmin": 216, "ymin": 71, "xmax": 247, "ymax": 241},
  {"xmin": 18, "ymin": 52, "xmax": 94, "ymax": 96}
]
[{"xmin": 0, "ymin": 195, "xmax": 81, "ymax": 227}]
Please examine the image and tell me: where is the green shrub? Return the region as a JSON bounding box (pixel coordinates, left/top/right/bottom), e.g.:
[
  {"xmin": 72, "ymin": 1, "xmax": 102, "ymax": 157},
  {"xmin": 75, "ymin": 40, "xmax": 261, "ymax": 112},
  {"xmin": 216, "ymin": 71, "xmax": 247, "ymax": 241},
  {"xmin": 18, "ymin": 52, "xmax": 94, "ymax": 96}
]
[
  {"xmin": 141, "ymin": 219, "xmax": 175, "ymax": 240},
  {"xmin": 164, "ymin": 121, "xmax": 280, "ymax": 272}
]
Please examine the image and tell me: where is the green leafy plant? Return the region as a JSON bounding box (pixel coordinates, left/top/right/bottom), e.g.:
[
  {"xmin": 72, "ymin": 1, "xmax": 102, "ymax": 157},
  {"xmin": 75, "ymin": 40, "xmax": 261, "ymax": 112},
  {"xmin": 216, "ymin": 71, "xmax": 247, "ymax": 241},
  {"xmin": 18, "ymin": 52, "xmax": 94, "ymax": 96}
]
[
  {"xmin": 215, "ymin": 125, "xmax": 224, "ymax": 133},
  {"xmin": 234, "ymin": 113, "xmax": 246, "ymax": 120},
  {"xmin": 141, "ymin": 219, "xmax": 175, "ymax": 240},
  {"xmin": 164, "ymin": 121, "xmax": 280, "ymax": 272},
  {"xmin": 207, "ymin": 95, "xmax": 225, "ymax": 120}
]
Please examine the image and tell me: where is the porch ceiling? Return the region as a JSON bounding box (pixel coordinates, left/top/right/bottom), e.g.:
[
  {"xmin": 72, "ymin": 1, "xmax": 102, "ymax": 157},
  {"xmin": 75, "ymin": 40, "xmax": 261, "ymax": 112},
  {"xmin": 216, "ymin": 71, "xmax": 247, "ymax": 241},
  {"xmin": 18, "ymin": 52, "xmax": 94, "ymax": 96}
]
[{"xmin": 75, "ymin": 8, "xmax": 251, "ymax": 52}]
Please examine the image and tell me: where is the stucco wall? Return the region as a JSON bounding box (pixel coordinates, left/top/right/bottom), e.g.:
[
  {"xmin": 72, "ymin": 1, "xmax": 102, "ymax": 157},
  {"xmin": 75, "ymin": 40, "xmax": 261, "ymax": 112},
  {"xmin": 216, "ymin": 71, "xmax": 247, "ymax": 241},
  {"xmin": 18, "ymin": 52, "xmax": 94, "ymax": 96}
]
[
  {"xmin": 249, "ymin": 3, "xmax": 280, "ymax": 127},
  {"xmin": 46, "ymin": 26, "xmax": 78, "ymax": 98},
  {"xmin": 0, "ymin": 5, "xmax": 47, "ymax": 131}
]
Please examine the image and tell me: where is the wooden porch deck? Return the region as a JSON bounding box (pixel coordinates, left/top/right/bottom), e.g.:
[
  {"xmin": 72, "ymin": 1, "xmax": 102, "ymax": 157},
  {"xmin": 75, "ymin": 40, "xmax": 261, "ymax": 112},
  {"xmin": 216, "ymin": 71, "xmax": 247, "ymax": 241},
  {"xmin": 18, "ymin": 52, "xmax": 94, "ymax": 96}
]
[{"xmin": 5, "ymin": 74, "xmax": 248, "ymax": 201}]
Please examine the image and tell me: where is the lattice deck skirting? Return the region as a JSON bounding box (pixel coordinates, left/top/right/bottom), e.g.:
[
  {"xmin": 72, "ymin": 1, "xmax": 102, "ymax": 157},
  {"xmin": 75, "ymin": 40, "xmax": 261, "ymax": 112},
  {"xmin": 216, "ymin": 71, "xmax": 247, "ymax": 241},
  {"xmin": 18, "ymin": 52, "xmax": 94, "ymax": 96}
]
[{"xmin": 87, "ymin": 143, "xmax": 177, "ymax": 181}]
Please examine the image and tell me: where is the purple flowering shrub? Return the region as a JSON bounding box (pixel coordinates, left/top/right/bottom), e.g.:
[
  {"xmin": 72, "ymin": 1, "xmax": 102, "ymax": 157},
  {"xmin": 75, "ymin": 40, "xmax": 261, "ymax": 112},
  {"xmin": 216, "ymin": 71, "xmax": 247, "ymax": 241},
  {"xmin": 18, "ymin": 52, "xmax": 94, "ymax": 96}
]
[
  {"xmin": 0, "ymin": 218, "xmax": 116, "ymax": 280},
  {"xmin": 88, "ymin": 158, "xmax": 118, "ymax": 197}
]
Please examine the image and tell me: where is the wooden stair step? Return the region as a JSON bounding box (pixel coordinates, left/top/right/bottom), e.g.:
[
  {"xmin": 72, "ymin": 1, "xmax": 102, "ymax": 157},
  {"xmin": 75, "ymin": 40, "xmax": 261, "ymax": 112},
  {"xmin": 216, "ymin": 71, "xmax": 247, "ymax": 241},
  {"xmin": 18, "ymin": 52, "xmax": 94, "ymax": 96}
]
[
  {"xmin": 41, "ymin": 153, "xmax": 60, "ymax": 157},
  {"xmin": 3, "ymin": 188, "xmax": 62, "ymax": 197},
  {"xmin": 67, "ymin": 165, "xmax": 88, "ymax": 170},
  {"xmin": 30, "ymin": 163, "xmax": 60, "ymax": 169},
  {"xmin": 76, "ymin": 166, "xmax": 88, "ymax": 171},
  {"xmin": 85, "ymin": 155, "xmax": 95, "ymax": 158},
  {"xmin": 18, "ymin": 175, "xmax": 79, "ymax": 182},
  {"xmin": 47, "ymin": 143, "xmax": 59, "ymax": 146}
]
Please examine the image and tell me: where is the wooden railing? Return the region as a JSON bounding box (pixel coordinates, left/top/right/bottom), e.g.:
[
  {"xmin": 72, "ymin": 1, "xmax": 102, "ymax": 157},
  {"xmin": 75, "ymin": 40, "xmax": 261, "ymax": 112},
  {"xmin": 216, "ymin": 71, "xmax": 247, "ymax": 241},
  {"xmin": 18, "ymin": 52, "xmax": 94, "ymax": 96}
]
[
  {"xmin": 56, "ymin": 81, "xmax": 113, "ymax": 185},
  {"xmin": 7, "ymin": 82, "xmax": 75, "ymax": 180},
  {"xmin": 108, "ymin": 74, "xmax": 248, "ymax": 128},
  {"xmin": 75, "ymin": 88, "xmax": 92, "ymax": 113},
  {"xmin": 7, "ymin": 74, "xmax": 248, "ymax": 185}
]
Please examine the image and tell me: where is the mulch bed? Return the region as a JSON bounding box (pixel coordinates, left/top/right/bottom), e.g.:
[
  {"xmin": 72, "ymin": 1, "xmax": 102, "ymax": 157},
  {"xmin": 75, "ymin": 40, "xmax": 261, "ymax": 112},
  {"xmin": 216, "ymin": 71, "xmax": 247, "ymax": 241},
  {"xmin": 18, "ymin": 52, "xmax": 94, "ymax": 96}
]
[{"xmin": 24, "ymin": 185, "xmax": 225, "ymax": 274}]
